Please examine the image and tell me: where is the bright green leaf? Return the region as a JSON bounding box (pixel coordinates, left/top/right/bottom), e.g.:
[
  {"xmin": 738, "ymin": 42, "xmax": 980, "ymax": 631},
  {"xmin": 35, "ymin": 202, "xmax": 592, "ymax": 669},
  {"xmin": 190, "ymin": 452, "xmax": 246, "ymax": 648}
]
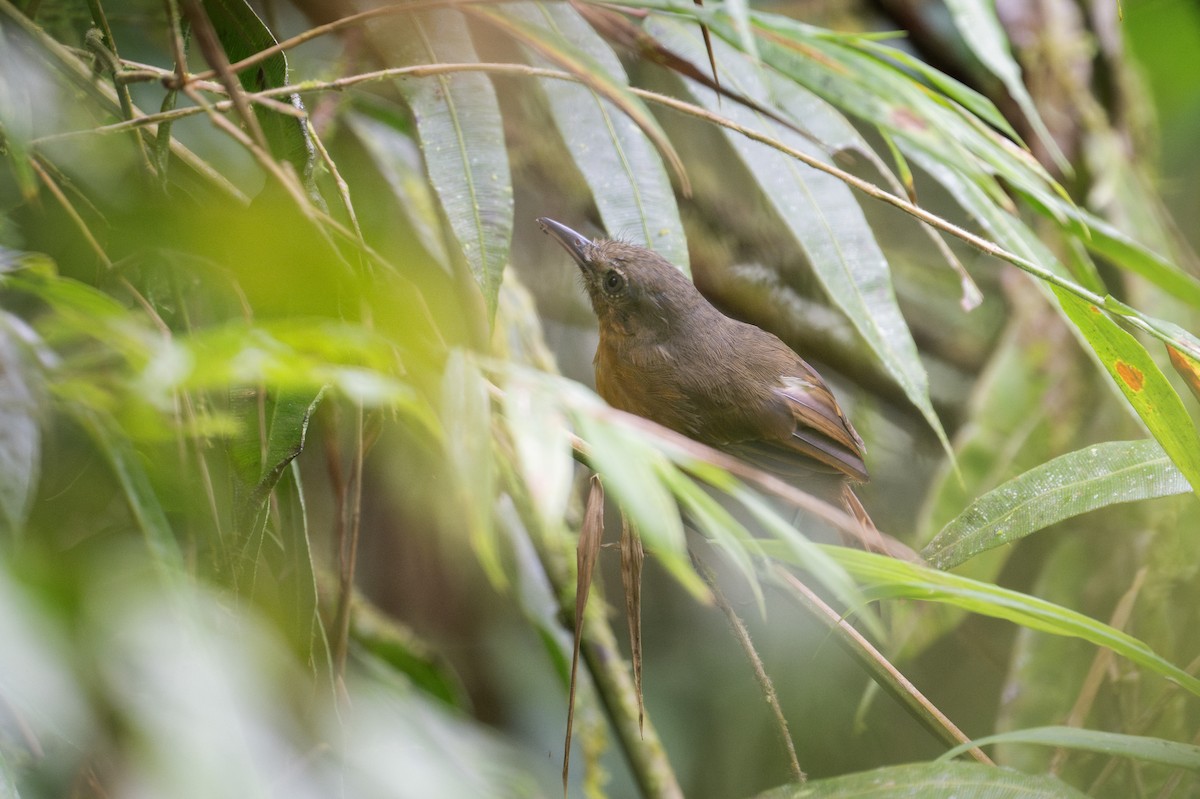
[
  {"xmin": 924, "ymin": 440, "xmax": 1192, "ymax": 569},
  {"xmin": 1055, "ymin": 289, "xmax": 1200, "ymax": 498},
  {"xmin": 397, "ymin": 10, "xmax": 513, "ymax": 321},
  {"xmin": 939, "ymin": 726, "xmax": 1200, "ymax": 772}
]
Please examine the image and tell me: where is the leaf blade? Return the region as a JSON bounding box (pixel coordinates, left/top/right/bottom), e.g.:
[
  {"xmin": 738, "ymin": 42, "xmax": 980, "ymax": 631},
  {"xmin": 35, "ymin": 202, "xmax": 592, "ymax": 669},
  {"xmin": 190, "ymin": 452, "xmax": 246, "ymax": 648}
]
[
  {"xmin": 923, "ymin": 440, "xmax": 1192, "ymax": 569},
  {"xmin": 397, "ymin": 10, "xmax": 513, "ymax": 321}
]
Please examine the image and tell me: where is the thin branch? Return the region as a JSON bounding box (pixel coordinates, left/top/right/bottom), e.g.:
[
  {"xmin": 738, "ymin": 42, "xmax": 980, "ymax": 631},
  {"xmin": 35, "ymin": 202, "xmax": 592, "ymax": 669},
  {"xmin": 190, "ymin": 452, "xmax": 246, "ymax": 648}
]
[
  {"xmin": 186, "ymin": 0, "xmax": 516, "ymax": 84},
  {"xmin": 46, "ymin": 59, "xmax": 1169, "ymax": 347},
  {"xmin": 332, "ymin": 403, "xmax": 366, "ymax": 683},
  {"xmin": 774, "ymin": 567, "xmax": 993, "ymax": 765},
  {"xmin": 84, "ymin": 0, "xmax": 153, "ymax": 170},
  {"xmin": 180, "ymin": 0, "xmax": 269, "ymax": 151},
  {"xmin": 696, "ymin": 554, "xmax": 804, "ymax": 782}
]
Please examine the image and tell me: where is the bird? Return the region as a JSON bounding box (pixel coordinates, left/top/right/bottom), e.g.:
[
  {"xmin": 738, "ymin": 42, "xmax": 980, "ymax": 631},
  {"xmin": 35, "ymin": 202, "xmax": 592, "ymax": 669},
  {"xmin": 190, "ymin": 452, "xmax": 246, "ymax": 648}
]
[{"xmin": 536, "ymin": 217, "xmax": 868, "ymax": 487}]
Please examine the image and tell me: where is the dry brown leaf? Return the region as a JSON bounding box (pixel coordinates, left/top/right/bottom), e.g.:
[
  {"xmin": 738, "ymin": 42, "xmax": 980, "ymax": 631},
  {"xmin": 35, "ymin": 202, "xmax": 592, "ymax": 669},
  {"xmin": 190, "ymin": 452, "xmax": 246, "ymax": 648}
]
[{"xmin": 563, "ymin": 474, "xmax": 605, "ymax": 795}]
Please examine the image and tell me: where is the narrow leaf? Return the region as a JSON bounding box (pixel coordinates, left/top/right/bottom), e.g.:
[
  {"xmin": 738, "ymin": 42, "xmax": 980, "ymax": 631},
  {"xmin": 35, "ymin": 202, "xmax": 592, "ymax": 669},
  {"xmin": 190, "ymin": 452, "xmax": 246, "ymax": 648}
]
[
  {"xmin": 924, "ymin": 440, "xmax": 1192, "ymax": 569},
  {"xmin": 1055, "ymin": 289, "xmax": 1200, "ymax": 498},
  {"xmin": 203, "ymin": 0, "xmax": 315, "ymax": 182},
  {"xmin": 939, "ymin": 726, "xmax": 1200, "ymax": 772},
  {"xmin": 573, "ymin": 406, "xmax": 706, "ymax": 599},
  {"xmin": 754, "ymin": 761, "xmax": 1089, "ymax": 799},
  {"xmin": 397, "ymin": 10, "xmax": 513, "ymax": 320},
  {"xmin": 503, "ymin": 1, "xmax": 689, "ymax": 268},
  {"xmin": 564, "ymin": 474, "xmax": 604, "ymax": 793},
  {"xmin": 1018, "ymin": 192, "xmax": 1200, "ymax": 308},
  {"xmin": 816, "ymin": 546, "xmax": 1200, "ymax": 699},
  {"xmin": 651, "ymin": 17, "xmax": 952, "ymax": 458},
  {"xmin": 941, "ymin": 0, "xmax": 1070, "ymax": 172}
]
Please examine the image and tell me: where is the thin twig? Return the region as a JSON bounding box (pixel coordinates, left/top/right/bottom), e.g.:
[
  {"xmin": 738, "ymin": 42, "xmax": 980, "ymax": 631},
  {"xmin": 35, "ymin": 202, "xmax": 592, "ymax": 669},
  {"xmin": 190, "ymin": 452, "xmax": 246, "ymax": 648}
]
[
  {"xmin": 180, "ymin": 0, "xmax": 269, "ymax": 151},
  {"xmin": 332, "ymin": 402, "xmax": 366, "ymax": 683},
  {"xmin": 85, "ymin": 0, "xmax": 153, "ymax": 170},
  {"xmin": 774, "ymin": 566, "xmax": 993, "ymax": 765},
  {"xmin": 696, "ymin": 554, "xmax": 804, "ymax": 782},
  {"xmin": 1049, "ymin": 567, "xmax": 1147, "ymax": 776},
  {"xmin": 43, "ymin": 58, "xmax": 1169, "ymax": 347}
]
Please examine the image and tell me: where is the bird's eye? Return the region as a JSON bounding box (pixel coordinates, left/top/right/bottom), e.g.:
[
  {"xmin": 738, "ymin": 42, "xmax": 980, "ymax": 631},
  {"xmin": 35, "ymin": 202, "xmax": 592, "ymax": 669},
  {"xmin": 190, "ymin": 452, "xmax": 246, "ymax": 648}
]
[{"xmin": 603, "ymin": 270, "xmax": 625, "ymax": 294}]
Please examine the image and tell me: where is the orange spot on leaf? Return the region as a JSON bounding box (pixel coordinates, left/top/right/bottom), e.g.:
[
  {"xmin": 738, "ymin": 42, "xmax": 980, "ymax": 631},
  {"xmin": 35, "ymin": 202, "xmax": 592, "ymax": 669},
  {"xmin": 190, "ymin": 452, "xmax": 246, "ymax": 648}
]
[
  {"xmin": 1167, "ymin": 345, "xmax": 1200, "ymax": 404},
  {"xmin": 1115, "ymin": 360, "xmax": 1144, "ymax": 392}
]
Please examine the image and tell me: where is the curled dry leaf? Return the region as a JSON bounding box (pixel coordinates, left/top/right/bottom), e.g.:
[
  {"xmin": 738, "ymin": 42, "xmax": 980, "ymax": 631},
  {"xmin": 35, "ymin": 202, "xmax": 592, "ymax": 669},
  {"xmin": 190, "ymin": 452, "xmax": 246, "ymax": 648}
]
[{"xmin": 563, "ymin": 474, "xmax": 605, "ymax": 794}]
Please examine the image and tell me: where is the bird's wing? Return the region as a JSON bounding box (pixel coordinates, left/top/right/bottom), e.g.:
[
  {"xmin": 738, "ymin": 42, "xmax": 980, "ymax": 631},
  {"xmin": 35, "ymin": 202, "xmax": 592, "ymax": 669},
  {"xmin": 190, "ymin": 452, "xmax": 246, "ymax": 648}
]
[
  {"xmin": 725, "ymin": 369, "xmax": 868, "ymax": 483},
  {"xmin": 773, "ymin": 372, "xmax": 868, "ymax": 482}
]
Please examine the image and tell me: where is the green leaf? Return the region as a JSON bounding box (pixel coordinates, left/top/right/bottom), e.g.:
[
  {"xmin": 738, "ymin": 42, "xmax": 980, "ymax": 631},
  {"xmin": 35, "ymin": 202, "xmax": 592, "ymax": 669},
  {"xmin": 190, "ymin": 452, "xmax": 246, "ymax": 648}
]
[
  {"xmin": 572, "ymin": 405, "xmax": 707, "ymax": 600},
  {"xmin": 441, "ymin": 352, "xmax": 502, "ymax": 588},
  {"xmin": 755, "ymin": 761, "xmax": 1089, "ymax": 798},
  {"xmin": 1055, "ymin": 290, "xmax": 1200, "ymax": 498},
  {"xmin": 853, "ymin": 40, "xmax": 1021, "ymax": 141},
  {"xmin": 1023, "ymin": 195, "xmax": 1200, "ymax": 308},
  {"xmin": 397, "ymin": 10, "xmax": 513, "ymax": 321},
  {"xmin": 345, "ymin": 112, "xmax": 451, "ymax": 270},
  {"xmin": 941, "ymin": 0, "xmax": 1069, "ymax": 172},
  {"xmin": 816, "ymin": 546, "xmax": 1200, "ymax": 699},
  {"xmin": 707, "ymin": 6, "xmax": 1065, "ymax": 211},
  {"xmin": 656, "ymin": 465, "xmax": 765, "ymax": 614},
  {"xmin": 924, "ymin": 440, "xmax": 1192, "ymax": 569},
  {"xmin": 650, "ymin": 17, "xmax": 952, "ymax": 458},
  {"xmin": 503, "ymin": 1, "xmax": 689, "ymax": 269},
  {"xmin": 502, "ymin": 374, "xmax": 574, "ymax": 532},
  {"xmin": 939, "ymin": 726, "xmax": 1200, "ymax": 771},
  {"xmin": 202, "ymin": 0, "xmax": 315, "ymax": 183},
  {"xmin": 0, "ymin": 315, "xmax": 39, "ymax": 536}
]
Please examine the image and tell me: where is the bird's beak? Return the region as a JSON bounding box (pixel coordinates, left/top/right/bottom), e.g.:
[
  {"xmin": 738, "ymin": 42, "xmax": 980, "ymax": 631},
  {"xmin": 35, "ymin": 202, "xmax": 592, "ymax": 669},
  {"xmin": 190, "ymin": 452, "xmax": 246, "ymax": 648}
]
[{"xmin": 536, "ymin": 217, "xmax": 593, "ymax": 268}]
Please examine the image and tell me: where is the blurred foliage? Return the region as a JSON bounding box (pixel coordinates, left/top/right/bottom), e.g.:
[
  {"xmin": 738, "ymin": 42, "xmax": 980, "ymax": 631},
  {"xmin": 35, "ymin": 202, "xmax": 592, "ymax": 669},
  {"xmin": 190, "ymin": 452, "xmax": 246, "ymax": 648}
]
[{"xmin": 0, "ymin": 0, "xmax": 1199, "ymax": 797}]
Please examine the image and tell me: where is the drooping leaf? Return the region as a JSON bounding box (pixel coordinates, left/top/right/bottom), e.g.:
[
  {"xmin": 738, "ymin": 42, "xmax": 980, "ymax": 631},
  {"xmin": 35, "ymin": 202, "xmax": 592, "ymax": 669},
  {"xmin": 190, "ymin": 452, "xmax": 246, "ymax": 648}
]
[
  {"xmin": 345, "ymin": 112, "xmax": 451, "ymax": 270},
  {"xmin": 924, "ymin": 440, "xmax": 1192, "ymax": 569},
  {"xmin": 202, "ymin": 0, "xmax": 315, "ymax": 184},
  {"xmin": 564, "ymin": 475, "xmax": 604, "ymax": 793},
  {"xmin": 938, "ymin": 726, "xmax": 1200, "ymax": 772},
  {"xmin": 941, "ymin": 0, "xmax": 1069, "ymax": 172},
  {"xmin": 754, "ymin": 760, "xmax": 1089, "ymax": 798},
  {"xmin": 619, "ymin": 512, "xmax": 645, "ymax": 733},
  {"xmin": 502, "ymin": 1, "xmax": 689, "ymax": 268},
  {"xmin": 1055, "ymin": 290, "xmax": 1200, "ymax": 498},
  {"xmin": 572, "ymin": 404, "xmax": 706, "ymax": 599},
  {"xmin": 397, "ymin": 10, "xmax": 513, "ymax": 321},
  {"xmin": 650, "ymin": 17, "xmax": 952, "ymax": 458},
  {"xmin": 812, "ymin": 546, "xmax": 1200, "ymax": 699}
]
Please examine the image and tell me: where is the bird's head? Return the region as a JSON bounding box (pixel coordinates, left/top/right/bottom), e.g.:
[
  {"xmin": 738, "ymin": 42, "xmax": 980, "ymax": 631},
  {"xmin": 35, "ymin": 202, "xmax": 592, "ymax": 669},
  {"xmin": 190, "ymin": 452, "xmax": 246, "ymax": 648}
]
[{"xmin": 537, "ymin": 217, "xmax": 699, "ymax": 337}]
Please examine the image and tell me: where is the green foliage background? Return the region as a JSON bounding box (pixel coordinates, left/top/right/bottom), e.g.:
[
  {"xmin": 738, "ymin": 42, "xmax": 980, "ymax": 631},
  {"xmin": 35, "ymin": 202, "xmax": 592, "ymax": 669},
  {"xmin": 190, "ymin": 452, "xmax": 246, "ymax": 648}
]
[{"xmin": 0, "ymin": 0, "xmax": 1199, "ymax": 797}]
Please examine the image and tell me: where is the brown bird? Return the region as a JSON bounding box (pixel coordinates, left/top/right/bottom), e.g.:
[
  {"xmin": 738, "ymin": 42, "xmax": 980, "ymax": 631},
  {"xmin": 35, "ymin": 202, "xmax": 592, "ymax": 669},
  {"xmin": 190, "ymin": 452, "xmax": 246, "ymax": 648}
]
[{"xmin": 537, "ymin": 217, "xmax": 867, "ymax": 485}]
